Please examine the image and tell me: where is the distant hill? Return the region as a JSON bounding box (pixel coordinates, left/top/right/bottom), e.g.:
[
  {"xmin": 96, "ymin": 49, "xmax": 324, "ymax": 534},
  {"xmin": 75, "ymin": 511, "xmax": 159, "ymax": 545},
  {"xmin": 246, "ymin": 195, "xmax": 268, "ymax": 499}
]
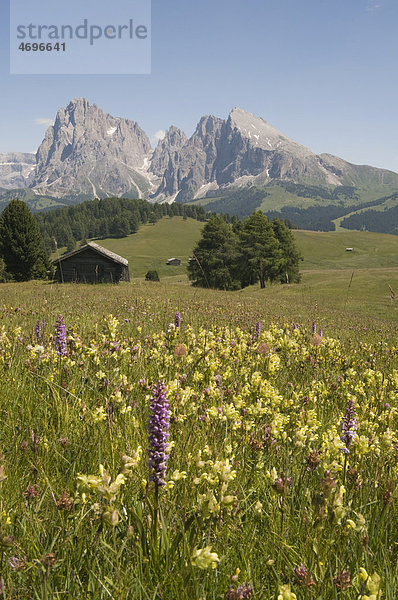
[
  {"xmin": 85, "ymin": 217, "xmax": 398, "ymax": 279},
  {"xmin": 36, "ymin": 196, "xmax": 209, "ymax": 254}
]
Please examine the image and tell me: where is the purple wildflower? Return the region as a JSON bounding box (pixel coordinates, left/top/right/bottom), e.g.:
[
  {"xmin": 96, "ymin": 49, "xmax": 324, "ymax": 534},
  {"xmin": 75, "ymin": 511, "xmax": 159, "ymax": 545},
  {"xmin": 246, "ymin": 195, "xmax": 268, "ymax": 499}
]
[
  {"xmin": 8, "ymin": 556, "xmax": 26, "ymax": 570},
  {"xmin": 147, "ymin": 381, "xmax": 170, "ymax": 487},
  {"xmin": 174, "ymin": 311, "xmax": 181, "ymax": 328},
  {"xmin": 35, "ymin": 320, "xmax": 41, "ymax": 341},
  {"xmin": 225, "ymin": 583, "xmax": 253, "ymax": 599},
  {"xmin": 340, "ymin": 397, "xmax": 357, "ymax": 453},
  {"xmin": 255, "ymin": 321, "xmax": 261, "ymax": 338},
  {"xmin": 312, "ymin": 320, "xmax": 317, "ymax": 334},
  {"xmin": 319, "ymin": 329, "xmax": 323, "ymax": 338},
  {"xmin": 294, "ymin": 563, "xmax": 315, "ymax": 588},
  {"xmin": 54, "ymin": 314, "xmax": 67, "ymax": 356}
]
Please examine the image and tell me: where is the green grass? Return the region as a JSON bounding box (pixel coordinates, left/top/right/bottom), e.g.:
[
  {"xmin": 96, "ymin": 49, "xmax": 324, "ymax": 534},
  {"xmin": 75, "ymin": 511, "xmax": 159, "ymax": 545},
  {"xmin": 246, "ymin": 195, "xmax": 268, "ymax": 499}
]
[
  {"xmin": 0, "ymin": 280, "xmax": 397, "ymax": 598},
  {"xmin": 92, "ymin": 217, "xmax": 398, "ymax": 277},
  {"xmin": 87, "ymin": 219, "xmax": 398, "ymax": 322},
  {"xmin": 95, "ymin": 216, "xmax": 204, "ymax": 279},
  {"xmin": 294, "ymin": 229, "xmax": 398, "ymax": 270}
]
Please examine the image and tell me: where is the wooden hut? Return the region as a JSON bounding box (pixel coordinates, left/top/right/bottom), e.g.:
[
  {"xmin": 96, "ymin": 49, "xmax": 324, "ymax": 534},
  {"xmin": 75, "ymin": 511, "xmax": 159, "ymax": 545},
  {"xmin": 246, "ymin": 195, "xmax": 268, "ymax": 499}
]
[
  {"xmin": 53, "ymin": 242, "xmax": 130, "ymax": 283},
  {"xmin": 166, "ymin": 257, "xmax": 181, "ymax": 266}
]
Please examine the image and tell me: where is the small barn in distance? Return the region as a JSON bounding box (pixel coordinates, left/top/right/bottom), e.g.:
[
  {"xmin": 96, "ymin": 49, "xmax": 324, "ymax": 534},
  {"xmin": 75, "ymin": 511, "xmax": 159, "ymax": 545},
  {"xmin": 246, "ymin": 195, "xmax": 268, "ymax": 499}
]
[
  {"xmin": 53, "ymin": 242, "xmax": 130, "ymax": 283},
  {"xmin": 166, "ymin": 257, "xmax": 181, "ymax": 266}
]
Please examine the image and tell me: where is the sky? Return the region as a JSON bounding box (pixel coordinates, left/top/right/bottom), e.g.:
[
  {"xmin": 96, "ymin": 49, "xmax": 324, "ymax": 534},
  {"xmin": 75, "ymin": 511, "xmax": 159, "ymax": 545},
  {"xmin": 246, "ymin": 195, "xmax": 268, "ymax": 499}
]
[{"xmin": 1, "ymin": 0, "xmax": 398, "ymax": 172}]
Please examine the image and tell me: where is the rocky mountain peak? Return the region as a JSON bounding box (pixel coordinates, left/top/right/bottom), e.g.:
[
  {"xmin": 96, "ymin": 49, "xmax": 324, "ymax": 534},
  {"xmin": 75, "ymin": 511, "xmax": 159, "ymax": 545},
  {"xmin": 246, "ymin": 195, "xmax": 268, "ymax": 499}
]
[
  {"xmin": 150, "ymin": 126, "xmax": 188, "ymax": 179},
  {"xmin": 31, "ymin": 98, "xmax": 152, "ymax": 198}
]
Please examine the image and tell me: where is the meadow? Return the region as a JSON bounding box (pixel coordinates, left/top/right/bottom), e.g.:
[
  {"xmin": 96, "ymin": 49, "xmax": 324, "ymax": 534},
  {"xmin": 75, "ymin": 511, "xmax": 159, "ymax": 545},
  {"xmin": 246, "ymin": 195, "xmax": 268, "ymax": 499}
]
[{"xmin": 1, "ymin": 223, "xmax": 398, "ymax": 599}]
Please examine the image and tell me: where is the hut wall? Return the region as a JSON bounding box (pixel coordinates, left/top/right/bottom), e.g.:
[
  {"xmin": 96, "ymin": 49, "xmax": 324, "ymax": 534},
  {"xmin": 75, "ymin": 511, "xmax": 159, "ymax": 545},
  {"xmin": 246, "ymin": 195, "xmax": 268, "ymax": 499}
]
[{"xmin": 56, "ymin": 248, "xmax": 129, "ymax": 283}]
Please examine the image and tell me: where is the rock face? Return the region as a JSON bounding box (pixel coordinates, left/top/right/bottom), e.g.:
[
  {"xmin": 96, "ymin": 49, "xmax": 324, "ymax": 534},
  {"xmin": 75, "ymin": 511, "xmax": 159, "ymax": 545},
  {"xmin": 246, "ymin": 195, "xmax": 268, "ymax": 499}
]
[
  {"xmin": 31, "ymin": 98, "xmax": 155, "ymax": 198},
  {"xmin": 151, "ymin": 116, "xmax": 224, "ymax": 200},
  {"xmin": 20, "ymin": 99, "xmax": 398, "ymax": 202},
  {"xmin": 0, "ymin": 153, "xmax": 35, "ymax": 189},
  {"xmin": 150, "ymin": 107, "xmax": 353, "ymax": 202}
]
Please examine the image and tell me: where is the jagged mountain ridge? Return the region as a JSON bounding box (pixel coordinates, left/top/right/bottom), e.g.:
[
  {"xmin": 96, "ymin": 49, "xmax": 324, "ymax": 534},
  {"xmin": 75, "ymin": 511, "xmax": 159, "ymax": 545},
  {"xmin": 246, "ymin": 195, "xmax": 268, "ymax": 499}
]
[
  {"xmin": 4, "ymin": 99, "xmax": 398, "ymax": 209},
  {"xmin": 0, "ymin": 153, "xmax": 36, "ymax": 189},
  {"xmin": 31, "ymin": 98, "xmax": 156, "ymax": 199}
]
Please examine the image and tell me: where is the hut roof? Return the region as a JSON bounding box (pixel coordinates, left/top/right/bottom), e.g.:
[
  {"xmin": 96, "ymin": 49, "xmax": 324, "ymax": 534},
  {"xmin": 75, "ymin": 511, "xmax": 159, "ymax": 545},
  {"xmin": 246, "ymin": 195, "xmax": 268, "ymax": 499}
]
[{"xmin": 52, "ymin": 242, "xmax": 128, "ymax": 266}]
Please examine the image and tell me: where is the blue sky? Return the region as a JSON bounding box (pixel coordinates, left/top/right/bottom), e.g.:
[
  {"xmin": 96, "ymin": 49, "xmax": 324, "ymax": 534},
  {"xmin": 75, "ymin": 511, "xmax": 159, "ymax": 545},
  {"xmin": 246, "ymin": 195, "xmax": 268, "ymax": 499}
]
[{"xmin": 1, "ymin": 0, "xmax": 398, "ymax": 172}]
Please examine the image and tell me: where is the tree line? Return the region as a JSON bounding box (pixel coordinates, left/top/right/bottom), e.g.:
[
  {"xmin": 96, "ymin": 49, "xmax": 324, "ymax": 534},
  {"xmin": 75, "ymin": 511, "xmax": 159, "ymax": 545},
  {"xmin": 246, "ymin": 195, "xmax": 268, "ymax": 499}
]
[
  {"xmin": 188, "ymin": 212, "xmax": 302, "ymax": 290},
  {"xmin": 35, "ymin": 198, "xmax": 211, "ymax": 253},
  {"xmin": 340, "ymin": 195, "xmax": 398, "ymax": 235},
  {"xmin": 0, "ymin": 198, "xmax": 301, "ymax": 287}
]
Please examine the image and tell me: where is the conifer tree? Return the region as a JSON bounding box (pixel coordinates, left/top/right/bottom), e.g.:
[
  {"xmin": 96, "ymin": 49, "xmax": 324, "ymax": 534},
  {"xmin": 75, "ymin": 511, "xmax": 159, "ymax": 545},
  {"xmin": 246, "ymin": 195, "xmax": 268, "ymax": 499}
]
[
  {"xmin": 0, "ymin": 199, "xmax": 49, "ymax": 281},
  {"xmin": 271, "ymin": 218, "xmax": 302, "ymax": 283},
  {"xmin": 188, "ymin": 216, "xmax": 240, "ymax": 290},
  {"xmin": 237, "ymin": 211, "xmax": 281, "ymax": 288}
]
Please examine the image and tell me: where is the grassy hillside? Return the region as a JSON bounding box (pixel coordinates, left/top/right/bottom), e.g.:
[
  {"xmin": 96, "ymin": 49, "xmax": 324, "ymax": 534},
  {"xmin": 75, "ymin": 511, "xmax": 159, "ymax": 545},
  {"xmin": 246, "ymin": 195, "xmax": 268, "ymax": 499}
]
[
  {"xmin": 188, "ymin": 180, "xmax": 398, "ymax": 218},
  {"xmin": 0, "ymin": 188, "xmax": 72, "ymax": 212},
  {"xmin": 93, "ymin": 217, "xmax": 398, "ymax": 273},
  {"xmin": 93, "ymin": 217, "xmax": 398, "ymax": 280},
  {"xmin": 85, "ymin": 217, "xmax": 398, "ymax": 322},
  {"xmin": 294, "ymin": 229, "xmax": 398, "ymax": 270},
  {"xmin": 95, "ymin": 216, "xmax": 204, "ymax": 279}
]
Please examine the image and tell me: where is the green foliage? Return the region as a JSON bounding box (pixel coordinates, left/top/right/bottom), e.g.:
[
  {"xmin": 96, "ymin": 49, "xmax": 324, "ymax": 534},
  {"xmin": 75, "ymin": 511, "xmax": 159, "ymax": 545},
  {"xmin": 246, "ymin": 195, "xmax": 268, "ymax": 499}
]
[
  {"xmin": 145, "ymin": 270, "xmax": 160, "ymax": 282},
  {"xmin": 341, "ymin": 196, "xmax": 398, "ymax": 235},
  {"xmin": 237, "ymin": 211, "xmax": 282, "ymax": 288},
  {"xmin": 189, "ymin": 212, "xmax": 302, "ymax": 290},
  {"xmin": 0, "ymin": 257, "xmax": 11, "ymax": 282},
  {"xmin": 35, "ymin": 197, "xmax": 208, "ymax": 253},
  {"xmin": 271, "ymin": 218, "xmax": 302, "ymax": 283},
  {"xmin": 0, "ymin": 199, "xmax": 49, "ymax": 281},
  {"xmin": 187, "ymin": 216, "xmax": 241, "ymax": 290},
  {"xmin": 202, "ymin": 186, "xmax": 268, "ymax": 217}
]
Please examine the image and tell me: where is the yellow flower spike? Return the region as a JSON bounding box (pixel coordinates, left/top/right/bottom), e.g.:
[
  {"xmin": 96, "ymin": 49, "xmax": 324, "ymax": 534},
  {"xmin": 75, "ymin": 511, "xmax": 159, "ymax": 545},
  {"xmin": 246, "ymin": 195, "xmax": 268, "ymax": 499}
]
[
  {"xmin": 191, "ymin": 546, "xmax": 220, "ymax": 570},
  {"xmin": 367, "ymin": 572, "xmax": 381, "ymax": 595},
  {"xmin": 170, "ymin": 470, "xmax": 187, "ymax": 481},
  {"xmin": 278, "ymin": 583, "xmax": 297, "ymax": 600},
  {"xmin": 359, "ymin": 567, "xmax": 369, "ymax": 581}
]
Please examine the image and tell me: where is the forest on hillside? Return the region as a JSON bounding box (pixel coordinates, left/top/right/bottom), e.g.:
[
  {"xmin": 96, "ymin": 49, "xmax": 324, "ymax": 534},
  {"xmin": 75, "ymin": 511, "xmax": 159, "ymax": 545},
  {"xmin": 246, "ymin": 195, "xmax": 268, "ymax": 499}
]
[
  {"xmin": 341, "ymin": 194, "xmax": 398, "ymax": 235},
  {"xmin": 35, "ymin": 197, "xmax": 213, "ymax": 253}
]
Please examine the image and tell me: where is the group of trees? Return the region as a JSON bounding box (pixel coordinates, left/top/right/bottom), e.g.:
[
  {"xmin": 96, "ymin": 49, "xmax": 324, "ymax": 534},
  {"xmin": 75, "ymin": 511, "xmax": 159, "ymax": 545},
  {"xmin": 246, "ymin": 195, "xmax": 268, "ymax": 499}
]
[
  {"xmin": 0, "ymin": 199, "xmax": 302, "ymax": 288},
  {"xmin": 35, "ymin": 198, "xmax": 209, "ymax": 254},
  {"xmin": 0, "ymin": 199, "xmax": 49, "ymax": 282},
  {"xmin": 341, "ymin": 195, "xmax": 398, "ymax": 235},
  {"xmin": 188, "ymin": 212, "xmax": 302, "ymax": 290}
]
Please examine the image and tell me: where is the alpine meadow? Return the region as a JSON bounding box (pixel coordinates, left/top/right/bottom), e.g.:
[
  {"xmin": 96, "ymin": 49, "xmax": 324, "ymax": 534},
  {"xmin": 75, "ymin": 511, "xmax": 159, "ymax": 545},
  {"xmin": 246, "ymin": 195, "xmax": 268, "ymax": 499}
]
[
  {"xmin": 0, "ymin": 209, "xmax": 397, "ymax": 598},
  {"xmin": 1, "ymin": 0, "xmax": 398, "ymax": 595}
]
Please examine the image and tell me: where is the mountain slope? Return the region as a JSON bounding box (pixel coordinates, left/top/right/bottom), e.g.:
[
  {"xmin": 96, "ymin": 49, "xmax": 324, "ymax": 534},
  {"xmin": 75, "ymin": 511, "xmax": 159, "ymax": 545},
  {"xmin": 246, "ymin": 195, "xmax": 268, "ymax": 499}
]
[
  {"xmin": 150, "ymin": 107, "xmax": 398, "ymax": 206},
  {"xmin": 0, "ymin": 153, "xmax": 36, "ymax": 189}
]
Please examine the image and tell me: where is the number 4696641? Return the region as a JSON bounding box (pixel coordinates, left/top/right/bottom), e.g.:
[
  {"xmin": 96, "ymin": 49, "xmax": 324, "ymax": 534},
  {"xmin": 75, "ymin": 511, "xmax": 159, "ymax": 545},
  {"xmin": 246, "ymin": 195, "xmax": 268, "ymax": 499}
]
[{"xmin": 18, "ymin": 42, "xmax": 66, "ymax": 51}]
